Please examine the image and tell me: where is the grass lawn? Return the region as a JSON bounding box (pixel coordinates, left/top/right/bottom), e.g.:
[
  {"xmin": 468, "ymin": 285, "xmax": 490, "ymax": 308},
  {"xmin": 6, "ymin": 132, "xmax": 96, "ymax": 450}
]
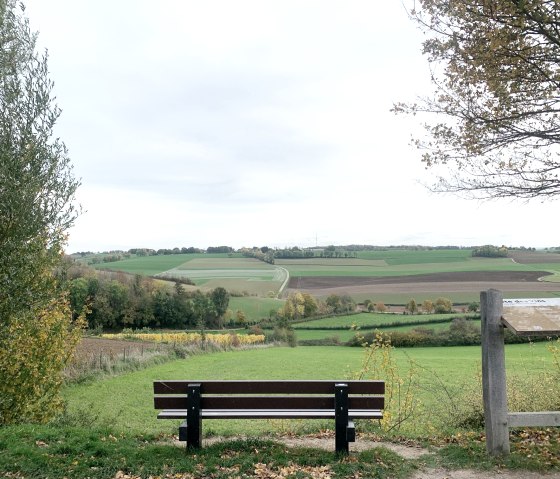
[{"xmin": 62, "ymin": 342, "xmax": 556, "ymax": 438}]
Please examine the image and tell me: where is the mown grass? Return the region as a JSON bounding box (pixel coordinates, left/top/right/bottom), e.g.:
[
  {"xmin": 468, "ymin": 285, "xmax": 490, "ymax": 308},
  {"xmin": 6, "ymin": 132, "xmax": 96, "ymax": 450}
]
[{"xmin": 61, "ymin": 343, "xmax": 555, "ymax": 437}]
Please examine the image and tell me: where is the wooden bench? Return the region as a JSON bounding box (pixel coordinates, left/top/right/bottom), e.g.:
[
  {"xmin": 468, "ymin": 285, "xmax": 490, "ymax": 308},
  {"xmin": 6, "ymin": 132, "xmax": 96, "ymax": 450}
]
[{"xmin": 153, "ymin": 380, "xmax": 384, "ymax": 453}]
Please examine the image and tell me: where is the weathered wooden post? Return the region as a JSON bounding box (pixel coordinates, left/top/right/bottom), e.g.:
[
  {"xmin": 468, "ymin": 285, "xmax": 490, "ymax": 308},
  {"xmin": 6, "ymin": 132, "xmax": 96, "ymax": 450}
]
[{"xmin": 481, "ymin": 289, "xmax": 510, "ymax": 456}]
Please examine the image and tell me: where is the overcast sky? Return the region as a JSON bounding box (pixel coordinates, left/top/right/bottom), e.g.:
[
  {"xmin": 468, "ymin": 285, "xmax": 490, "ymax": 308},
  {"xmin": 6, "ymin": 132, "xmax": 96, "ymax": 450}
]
[{"xmin": 24, "ymin": 1, "xmax": 559, "ymax": 252}]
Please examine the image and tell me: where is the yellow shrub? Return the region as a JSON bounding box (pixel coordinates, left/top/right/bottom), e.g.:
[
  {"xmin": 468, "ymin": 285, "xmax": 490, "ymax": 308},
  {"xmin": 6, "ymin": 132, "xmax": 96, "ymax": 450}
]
[
  {"xmin": 0, "ymin": 299, "xmax": 85, "ymax": 424},
  {"xmin": 102, "ymin": 332, "xmax": 265, "ymax": 346}
]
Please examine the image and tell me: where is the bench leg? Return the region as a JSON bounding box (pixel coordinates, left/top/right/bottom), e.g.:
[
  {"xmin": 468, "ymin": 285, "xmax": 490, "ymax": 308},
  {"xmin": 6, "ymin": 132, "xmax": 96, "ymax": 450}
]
[
  {"xmin": 335, "ymin": 383, "xmax": 349, "ymax": 454},
  {"xmin": 346, "ymin": 420, "xmax": 356, "ymax": 443},
  {"xmin": 179, "ymin": 420, "xmax": 188, "ymax": 442},
  {"xmin": 187, "ymin": 383, "xmax": 202, "ymax": 449}
]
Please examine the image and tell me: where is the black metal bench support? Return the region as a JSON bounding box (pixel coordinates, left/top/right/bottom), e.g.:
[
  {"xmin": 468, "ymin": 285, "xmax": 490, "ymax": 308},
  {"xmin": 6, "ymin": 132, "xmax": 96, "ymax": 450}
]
[
  {"xmin": 186, "ymin": 383, "xmax": 202, "ymax": 449},
  {"xmin": 335, "ymin": 383, "xmax": 352, "ymax": 454}
]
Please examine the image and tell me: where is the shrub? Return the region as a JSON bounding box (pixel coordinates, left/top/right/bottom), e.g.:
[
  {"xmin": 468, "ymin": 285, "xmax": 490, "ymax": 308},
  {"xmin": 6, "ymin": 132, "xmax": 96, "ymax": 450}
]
[
  {"xmin": 351, "ymin": 333, "xmax": 418, "ymax": 432},
  {"xmin": 434, "ymin": 297, "xmax": 453, "ymax": 314},
  {"xmin": 0, "ymin": 300, "xmax": 84, "ymax": 424},
  {"xmin": 267, "ymin": 327, "xmax": 297, "ymax": 347}
]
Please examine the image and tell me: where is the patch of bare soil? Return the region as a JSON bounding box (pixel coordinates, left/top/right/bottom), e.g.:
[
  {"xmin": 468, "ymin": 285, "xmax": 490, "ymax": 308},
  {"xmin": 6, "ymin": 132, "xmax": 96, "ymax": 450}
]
[
  {"xmin": 194, "ymin": 434, "xmax": 431, "ymax": 459},
  {"xmin": 509, "ymin": 251, "xmax": 560, "ymax": 264}
]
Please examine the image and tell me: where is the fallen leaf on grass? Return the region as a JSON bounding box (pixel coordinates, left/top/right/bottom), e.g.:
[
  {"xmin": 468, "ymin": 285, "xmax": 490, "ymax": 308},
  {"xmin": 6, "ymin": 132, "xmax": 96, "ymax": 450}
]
[{"xmin": 254, "ymin": 462, "xmax": 332, "ymax": 479}]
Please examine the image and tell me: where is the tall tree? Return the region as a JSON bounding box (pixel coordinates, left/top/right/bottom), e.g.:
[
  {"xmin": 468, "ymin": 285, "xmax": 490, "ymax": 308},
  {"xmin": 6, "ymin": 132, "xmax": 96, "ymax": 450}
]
[
  {"xmin": 0, "ymin": 0, "xmax": 82, "ymax": 424},
  {"xmin": 395, "ymin": 0, "xmax": 560, "ymax": 199}
]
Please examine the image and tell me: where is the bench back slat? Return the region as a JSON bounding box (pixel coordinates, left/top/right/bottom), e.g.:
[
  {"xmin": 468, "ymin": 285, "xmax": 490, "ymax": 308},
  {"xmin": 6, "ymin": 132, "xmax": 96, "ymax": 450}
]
[
  {"xmin": 154, "ymin": 395, "xmax": 384, "ymax": 410},
  {"xmin": 153, "ymin": 380, "xmax": 384, "ymax": 395}
]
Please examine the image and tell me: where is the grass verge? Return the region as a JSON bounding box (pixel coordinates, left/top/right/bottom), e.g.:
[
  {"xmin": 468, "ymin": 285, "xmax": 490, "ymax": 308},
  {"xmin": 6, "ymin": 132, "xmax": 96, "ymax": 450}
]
[
  {"xmin": 0, "ymin": 424, "xmax": 414, "ymax": 479},
  {"xmin": 1, "ymin": 423, "xmax": 559, "ymax": 478}
]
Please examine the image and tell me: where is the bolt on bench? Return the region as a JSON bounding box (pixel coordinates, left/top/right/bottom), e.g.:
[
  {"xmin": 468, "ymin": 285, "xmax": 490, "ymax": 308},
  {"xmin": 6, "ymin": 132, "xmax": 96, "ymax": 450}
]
[{"xmin": 154, "ymin": 380, "xmax": 384, "ymax": 454}]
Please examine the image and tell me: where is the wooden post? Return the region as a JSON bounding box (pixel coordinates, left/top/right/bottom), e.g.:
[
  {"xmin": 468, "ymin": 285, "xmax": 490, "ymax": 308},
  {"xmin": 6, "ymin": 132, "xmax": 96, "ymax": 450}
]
[{"xmin": 481, "ymin": 289, "xmax": 510, "ymax": 456}]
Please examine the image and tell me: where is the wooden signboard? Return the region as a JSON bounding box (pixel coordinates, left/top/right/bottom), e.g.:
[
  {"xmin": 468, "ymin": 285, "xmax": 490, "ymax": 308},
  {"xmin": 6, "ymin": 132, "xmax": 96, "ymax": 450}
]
[{"xmin": 502, "ymin": 298, "xmax": 560, "ymax": 336}]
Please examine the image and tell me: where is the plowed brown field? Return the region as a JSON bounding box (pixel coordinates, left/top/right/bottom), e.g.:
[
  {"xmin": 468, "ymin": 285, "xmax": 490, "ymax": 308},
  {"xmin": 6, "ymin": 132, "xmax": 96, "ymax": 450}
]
[{"xmin": 286, "ymin": 271, "xmax": 560, "ymax": 298}]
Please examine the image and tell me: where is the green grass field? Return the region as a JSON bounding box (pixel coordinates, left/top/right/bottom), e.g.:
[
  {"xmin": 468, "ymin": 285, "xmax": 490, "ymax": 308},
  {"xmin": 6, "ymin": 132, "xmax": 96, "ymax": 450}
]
[
  {"xmin": 63, "ymin": 342, "xmax": 556, "ymax": 437},
  {"xmin": 93, "ymin": 253, "xmax": 243, "ymax": 276},
  {"xmin": 355, "ymin": 249, "xmax": 473, "ymax": 264},
  {"xmin": 295, "ymin": 320, "xmax": 473, "ymax": 343},
  {"xmin": 228, "ymin": 296, "xmax": 285, "ymax": 321}
]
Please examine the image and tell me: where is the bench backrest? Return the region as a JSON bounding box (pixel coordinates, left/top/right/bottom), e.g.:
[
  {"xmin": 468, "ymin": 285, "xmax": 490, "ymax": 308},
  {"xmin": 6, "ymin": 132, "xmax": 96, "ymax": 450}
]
[{"xmin": 154, "ymin": 380, "xmax": 384, "ymax": 410}]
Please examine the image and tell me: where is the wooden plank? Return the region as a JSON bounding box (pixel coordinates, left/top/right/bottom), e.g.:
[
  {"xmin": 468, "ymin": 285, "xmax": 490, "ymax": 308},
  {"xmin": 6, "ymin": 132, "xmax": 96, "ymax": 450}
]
[
  {"xmin": 155, "ymin": 395, "xmax": 384, "ymax": 410},
  {"xmin": 153, "ymin": 380, "xmax": 384, "ymax": 395},
  {"xmin": 481, "ymin": 289, "xmax": 510, "ymax": 456},
  {"xmin": 157, "ymin": 409, "xmax": 383, "ymax": 420},
  {"xmin": 508, "ymin": 412, "xmax": 560, "ymax": 427}
]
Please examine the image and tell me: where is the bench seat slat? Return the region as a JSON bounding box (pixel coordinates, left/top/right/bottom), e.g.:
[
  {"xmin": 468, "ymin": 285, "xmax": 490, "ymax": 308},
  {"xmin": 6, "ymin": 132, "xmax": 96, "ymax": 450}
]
[
  {"xmin": 157, "ymin": 409, "xmax": 384, "ymax": 420},
  {"xmin": 154, "ymin": 395, "xmax": 384, "ymax": 410},
  {"xmin": 154, "ymin": 380, "xmax": 384, "ymax": 395}
]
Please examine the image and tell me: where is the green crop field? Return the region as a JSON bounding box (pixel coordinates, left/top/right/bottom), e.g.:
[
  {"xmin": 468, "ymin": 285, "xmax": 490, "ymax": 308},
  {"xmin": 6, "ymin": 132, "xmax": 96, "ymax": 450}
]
[
  {"xmin": 92, "ymin": 253, "xmax": 243, "ymax": 276},
  {"xmin": 63, "ymin": 342, "xmax": 556, "ymax": 437},
  {"xmin": 295, "ymin": 320, "xmax": 469, "ymax": 343},
  {"xmin": 292, "ymin": 312, "xmax": 471, "ymax": 330},
  {"xmin": 160, "ymin": 258, "xmax": 285, "ymax": 294},
  {"xmin": 228, "ymin": 296, "xmax": 285, "ymax": 321},
  {"xmin": 355, "ymin": 248, "xmax": 473, "ymax": 264}
]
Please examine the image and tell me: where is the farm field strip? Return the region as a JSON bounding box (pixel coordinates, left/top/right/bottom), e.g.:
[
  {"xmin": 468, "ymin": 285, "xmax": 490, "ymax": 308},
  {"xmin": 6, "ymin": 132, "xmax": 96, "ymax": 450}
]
[
  {"xmin": 294, "ymin": 281, "xmax": 560, "ymax": 295},
  {"xmin": 292, "ymin": 312, "xmax": 470, "ymax": 329},
  {"xmin": 92, "ymin": 253, "xmax": 243, "ymax": 276},
  {"xmin": 176, "ymin": 258, "xmax": 275, "ymax": 270},
  {"xmin": 159, "ymin": 269, "xmax": 278, "ymax": 279},
  {"xmin": 355, "ymin": 248, "xmax": 473, "ymax": 264},
  {"xmin": 276, "ymin": 258, "xmax": 388, "ymax": 267},
  {"xmin": 295, "ymin": 320, "xmax": 465, "ymax": 342}
]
